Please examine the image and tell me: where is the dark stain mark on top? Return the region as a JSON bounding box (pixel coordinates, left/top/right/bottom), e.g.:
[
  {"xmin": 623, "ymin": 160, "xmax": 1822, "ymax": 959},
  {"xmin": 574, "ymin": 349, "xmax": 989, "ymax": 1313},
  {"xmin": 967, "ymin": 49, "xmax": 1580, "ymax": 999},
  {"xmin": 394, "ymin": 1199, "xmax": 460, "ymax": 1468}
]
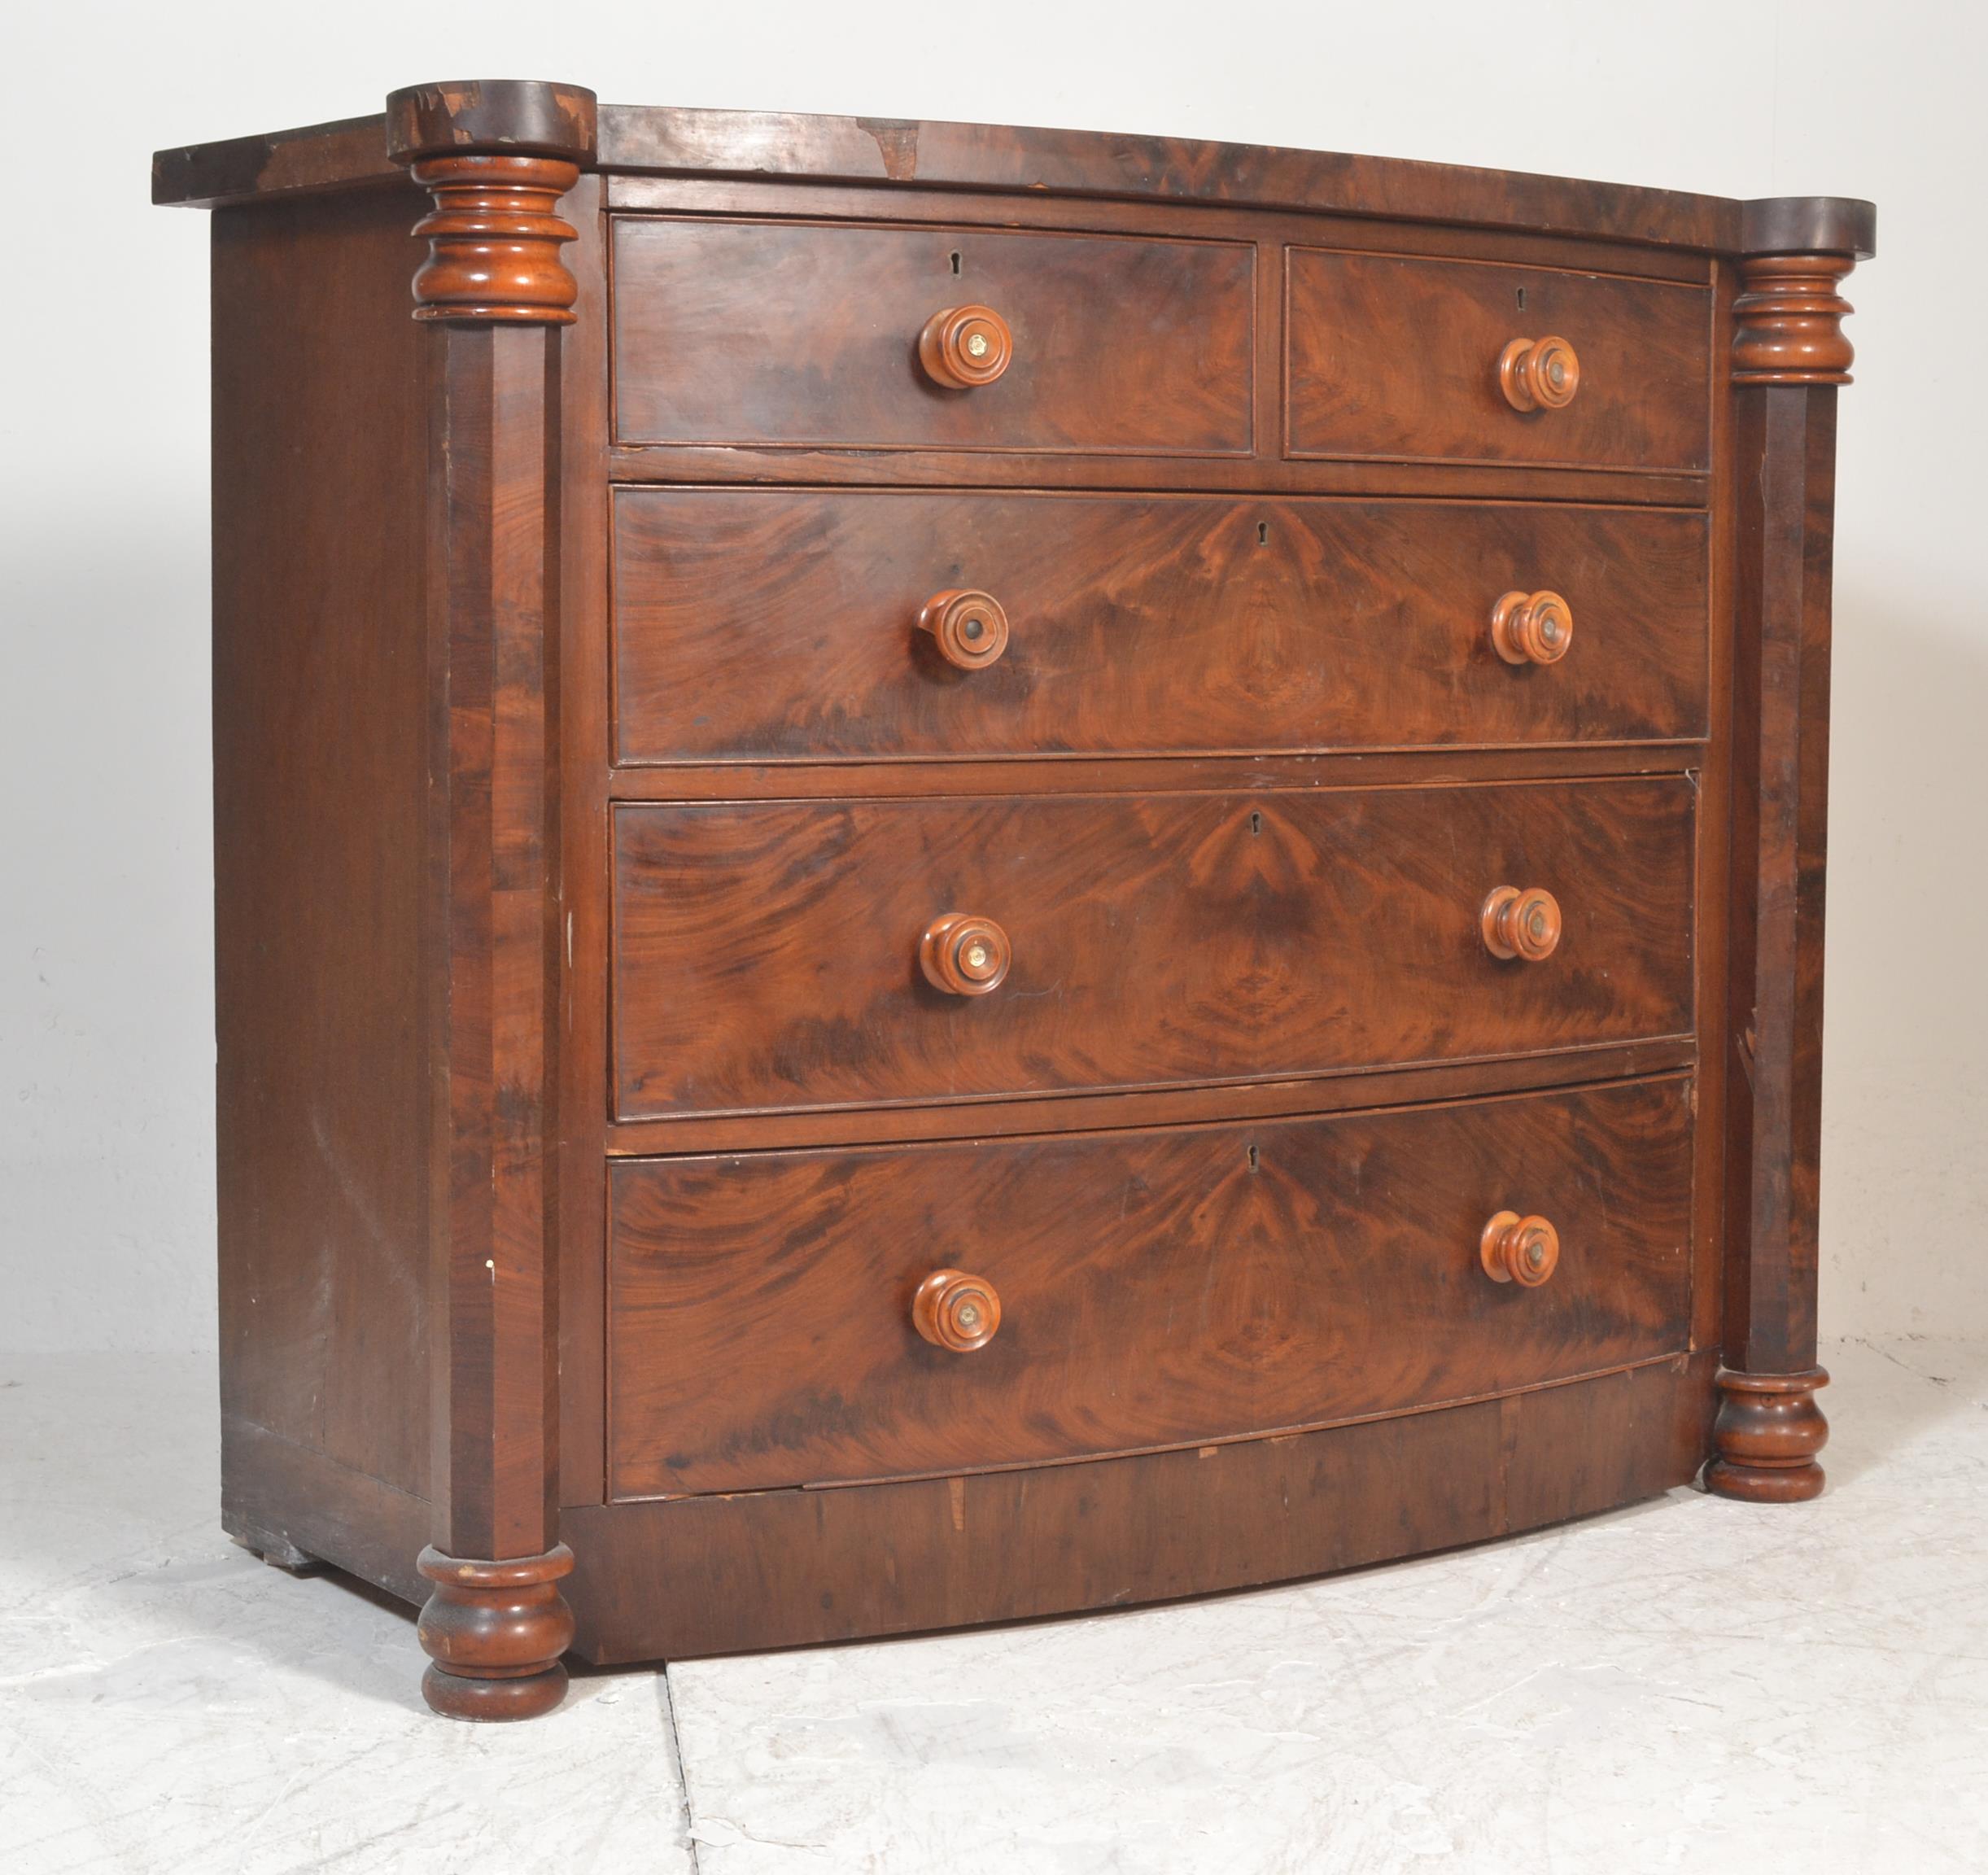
[{"xmin": 856, "ymin": 118, "xmax": 920, "ymax": 181}]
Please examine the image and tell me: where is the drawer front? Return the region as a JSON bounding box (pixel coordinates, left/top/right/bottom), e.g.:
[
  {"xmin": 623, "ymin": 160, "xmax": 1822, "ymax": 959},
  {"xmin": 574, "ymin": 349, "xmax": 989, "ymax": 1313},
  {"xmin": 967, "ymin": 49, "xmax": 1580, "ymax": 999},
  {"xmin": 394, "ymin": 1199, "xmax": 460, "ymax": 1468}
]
[
  {"xmin": 614, "ymin": 490, "xmax": 1709, "ymax": 763},
  {"xmin": 612, "ymin": 216, "xmax": 1256, "ymax": 454},
  {"xmin": 613, "ymin": 778, "xmax": 1694, "ymax": 1119},
  {"xmin": 608, "ymin": 1077, "xmax": 1696, "ymax": 1497},
  {"xmin": 1286, "ymin": 249, "xmax": 1711, "ymax": 471}
]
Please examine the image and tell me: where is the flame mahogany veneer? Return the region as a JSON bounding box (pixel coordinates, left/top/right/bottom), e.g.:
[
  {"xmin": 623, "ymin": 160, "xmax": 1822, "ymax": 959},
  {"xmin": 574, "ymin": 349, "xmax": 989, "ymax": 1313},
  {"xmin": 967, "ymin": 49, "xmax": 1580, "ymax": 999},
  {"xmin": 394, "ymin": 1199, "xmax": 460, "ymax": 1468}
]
[
  {"xmin": 611, "ymin": 491, "xmax": 1708, "ymax": 761},
  {"xmin": 157, "ymin": 81, "xmax": 1872, "ymax": 1719},
  {"xmin": 606, "ymin": 1078, "xmax": 1694, "ymax": 1498},
  {"xmin": 610, "ymin": 780, "xmax": 1695, "ymax": 1118}
]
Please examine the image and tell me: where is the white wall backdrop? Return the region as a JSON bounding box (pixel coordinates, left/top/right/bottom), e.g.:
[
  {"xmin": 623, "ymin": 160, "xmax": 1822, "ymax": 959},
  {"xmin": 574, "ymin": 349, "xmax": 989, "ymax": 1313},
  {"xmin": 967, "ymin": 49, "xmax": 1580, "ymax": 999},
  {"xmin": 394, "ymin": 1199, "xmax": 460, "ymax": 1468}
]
[{"xmin": 3, "ymin": 0, "xmax": 1981, "ymax": 1348}]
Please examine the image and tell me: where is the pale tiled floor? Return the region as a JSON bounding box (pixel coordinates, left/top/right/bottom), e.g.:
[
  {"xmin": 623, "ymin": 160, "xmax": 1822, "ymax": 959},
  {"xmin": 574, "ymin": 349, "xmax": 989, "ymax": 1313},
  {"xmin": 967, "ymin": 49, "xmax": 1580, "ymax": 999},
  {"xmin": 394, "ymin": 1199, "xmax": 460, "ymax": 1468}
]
[{"xmin": 4, "ymin": 1340, "xmax": 1985, "ymax": 1874}]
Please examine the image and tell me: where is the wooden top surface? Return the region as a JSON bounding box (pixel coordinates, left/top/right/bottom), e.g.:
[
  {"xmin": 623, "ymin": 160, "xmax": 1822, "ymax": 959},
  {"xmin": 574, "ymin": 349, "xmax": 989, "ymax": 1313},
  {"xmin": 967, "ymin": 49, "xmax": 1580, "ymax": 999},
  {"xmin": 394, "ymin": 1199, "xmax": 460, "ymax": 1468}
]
[{"xmin": 152, "ymin": 91, "xmax": 1875, "ymax": 259}]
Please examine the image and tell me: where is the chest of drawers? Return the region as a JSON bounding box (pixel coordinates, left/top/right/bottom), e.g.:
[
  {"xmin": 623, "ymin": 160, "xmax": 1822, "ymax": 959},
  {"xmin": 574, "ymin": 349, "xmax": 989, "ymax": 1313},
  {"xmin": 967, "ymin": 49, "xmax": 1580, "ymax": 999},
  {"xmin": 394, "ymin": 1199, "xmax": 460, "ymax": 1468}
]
[{"xmin": 155, "ymin": 81, "xmax": 1873, "ymax": 1720}]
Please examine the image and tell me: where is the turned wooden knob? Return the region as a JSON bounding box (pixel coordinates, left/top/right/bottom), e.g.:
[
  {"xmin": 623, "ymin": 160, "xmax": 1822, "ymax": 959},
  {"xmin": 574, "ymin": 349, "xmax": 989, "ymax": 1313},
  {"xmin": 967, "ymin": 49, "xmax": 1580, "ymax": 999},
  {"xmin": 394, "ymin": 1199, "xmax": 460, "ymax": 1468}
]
[
  {"xmin": 1481, "ymin": 885, "xmax": 1562, "ymax": 961},
  {"xmin": 1490, "ymin": 589, "xmax": 1574, "ymax": 665},
  {"xmin": 1498, "ymin": 334, "xmax": 1580, "ymax": 411},
  {"xmin": 1480, "ymin": 1211, "xmax": 1560, "ymax": 1287},
  {"xmin": 913, "ymin": 1268, "xmax": 1003, "ymax": 1351},
  {"xmin": 918, "ymin": 589, "xmax": 1010, "ymax": 670},
  {"xmin": 919, "ymin": 304, "xmax": 1013, "ymax": 388},
  {"xmin": 920, "ymin": 912, "xmax": 1011, "ymax": 995}
]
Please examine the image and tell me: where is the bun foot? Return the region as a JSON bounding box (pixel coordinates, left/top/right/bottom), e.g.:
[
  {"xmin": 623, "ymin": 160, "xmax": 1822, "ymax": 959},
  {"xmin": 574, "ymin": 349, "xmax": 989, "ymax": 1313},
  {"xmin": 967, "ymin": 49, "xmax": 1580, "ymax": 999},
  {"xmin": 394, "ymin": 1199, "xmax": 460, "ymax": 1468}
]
[
  {"xmin": 1706, "ymin": 1367, "xmax": 1829, "ymax": 1502},
  {"xmin": 416, "ymin": 1543, "xmax": 576, "ymax": 1721},
  {"xmin": 422, "ymin": 1659, "xmax": 570, "ymax": 1721}
]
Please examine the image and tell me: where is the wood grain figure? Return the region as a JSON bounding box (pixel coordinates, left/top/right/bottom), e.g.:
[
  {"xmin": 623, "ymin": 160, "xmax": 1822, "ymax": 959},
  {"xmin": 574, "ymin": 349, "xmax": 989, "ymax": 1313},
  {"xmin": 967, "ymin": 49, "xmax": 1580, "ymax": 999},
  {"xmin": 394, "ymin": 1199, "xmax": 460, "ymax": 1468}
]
[
  {"xmin": 607, "ymin": 1078, "xmax": 1693, "ymax": 1496},
  {"xmin": 613, "ymin": 780, "xmax": 1693, "ymax": 1117},
  {"xmin": 1287, "ymin": 249, "xmax": 1711, "ymax": 469},
  {"xmin": 613, "ymin": 492, "xmax": 1708, "ymax": 763},
  {"xmin": 612, "ymin": 217, "xmax": 1255, "ymax": 452}
]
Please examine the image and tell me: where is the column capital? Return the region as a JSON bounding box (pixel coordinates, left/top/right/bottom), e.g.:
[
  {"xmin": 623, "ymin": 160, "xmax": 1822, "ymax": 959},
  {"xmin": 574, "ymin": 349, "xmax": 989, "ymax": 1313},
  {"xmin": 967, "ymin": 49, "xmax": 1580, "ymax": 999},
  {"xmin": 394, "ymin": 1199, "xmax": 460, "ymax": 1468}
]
[
  {"xmin": 1731, "ymin": 198, "xmax": 1874, "ymax": 388},
  {"xmin": 386, "ymin": 81, "xmax": 596, "ymax": 325},
  {"xmin": 1733, "ymin": 251, "xmax": 1859, "ymax": 387},
  {"xmin": 385, "ymin": 79, "xmax": 596, "ymax": 167}
]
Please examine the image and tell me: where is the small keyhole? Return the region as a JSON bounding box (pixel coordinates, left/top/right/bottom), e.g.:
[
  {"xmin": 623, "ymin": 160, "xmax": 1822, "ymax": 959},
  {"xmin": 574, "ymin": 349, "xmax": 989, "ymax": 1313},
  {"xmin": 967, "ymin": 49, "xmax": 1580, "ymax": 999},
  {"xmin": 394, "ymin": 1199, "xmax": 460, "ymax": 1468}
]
[
  {"xmin": 1247, "ymin": 1144, "xmax": 1260, "ymax": 1173},
  {"xmin": 950, "ymin": 251, "xmax": 963, "ymax": 275},
  {"xmin": 1256, "ymin": 520, "xmax": 1269, "ymax": 546},
  {"xmin": 1517, "ymin": 286, "xmax": 1527, "ymax": 312},
  {"xmin": 1250, "ymin": 811, "xmax": 1262, "ymax": 836}
]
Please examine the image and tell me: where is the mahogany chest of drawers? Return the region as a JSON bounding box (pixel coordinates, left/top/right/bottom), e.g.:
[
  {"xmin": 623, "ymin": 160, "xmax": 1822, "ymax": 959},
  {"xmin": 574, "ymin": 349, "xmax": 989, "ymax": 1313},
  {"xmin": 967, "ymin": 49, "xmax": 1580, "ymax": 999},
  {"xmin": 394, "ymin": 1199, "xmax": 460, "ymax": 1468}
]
[{"xmin": 155, "ymin": 81, "xmax": 1873, "ymax": 1720}]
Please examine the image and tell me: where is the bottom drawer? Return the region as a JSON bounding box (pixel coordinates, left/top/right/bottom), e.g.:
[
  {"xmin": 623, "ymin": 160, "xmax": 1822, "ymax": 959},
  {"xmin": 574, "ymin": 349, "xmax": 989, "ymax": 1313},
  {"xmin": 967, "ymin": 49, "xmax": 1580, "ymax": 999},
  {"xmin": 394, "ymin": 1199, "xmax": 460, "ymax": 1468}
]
[{"xmin": 607, "ymin": 1076, "xmax": 1695, "ymax": 1498}]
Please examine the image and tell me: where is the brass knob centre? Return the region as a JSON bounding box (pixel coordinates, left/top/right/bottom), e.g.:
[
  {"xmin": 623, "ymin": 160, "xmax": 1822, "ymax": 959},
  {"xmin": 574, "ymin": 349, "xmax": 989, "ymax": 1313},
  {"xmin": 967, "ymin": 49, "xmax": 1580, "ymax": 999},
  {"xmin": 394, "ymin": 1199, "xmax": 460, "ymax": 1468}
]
[
  {"xmin": 1497, "ymin": 334, "xmax": 1581, "ymax": 412},
  {"xmin": 918, "ymin": 304, "xmax": 1013, "ymax": 387},
  {"xmin": 913, "ymin": 1269, "xmax": 1003, "ymax": 1351},
  {"xmin": 1480, "ymin": 1211, "xmax": 1561, "ymax": 1287},
  {"xmin": 1481, "ymin": 885, "xmax": 1563, "ymax": 962},
  {"xmin": 920, "ymin": 912, "xmax": 1012, "ymax": 995},
  {"xmin": 917, "ymin": 588, "xmax": 1010, "ymax": 670},
  {"xmin": 1490, "ymin": 590, "xmax": 1574, "ymax": 666}
]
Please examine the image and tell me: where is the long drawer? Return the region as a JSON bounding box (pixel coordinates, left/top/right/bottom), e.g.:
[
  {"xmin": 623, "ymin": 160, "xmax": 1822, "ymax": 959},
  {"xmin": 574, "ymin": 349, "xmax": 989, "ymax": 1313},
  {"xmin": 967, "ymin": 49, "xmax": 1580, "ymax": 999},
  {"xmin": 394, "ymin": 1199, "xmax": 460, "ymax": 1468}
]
[
  {"xmin": 611, "ymin": 216, "xmax": 1256, "ymax": 454},
  {"xmin": 611, "ymin": 777, "xmax": 1696, "ymax": 1120},
  {"xmin": 612, "ymin": 490, "xmax": 1709, "ymax": 763},
  {"xmin": 607, "ymin": 1076, "xmax": 1696, "ymax": 1497},
  {"xmin": 1285, "ymin": 248, "xmax": 1711, "ymax": 471}
]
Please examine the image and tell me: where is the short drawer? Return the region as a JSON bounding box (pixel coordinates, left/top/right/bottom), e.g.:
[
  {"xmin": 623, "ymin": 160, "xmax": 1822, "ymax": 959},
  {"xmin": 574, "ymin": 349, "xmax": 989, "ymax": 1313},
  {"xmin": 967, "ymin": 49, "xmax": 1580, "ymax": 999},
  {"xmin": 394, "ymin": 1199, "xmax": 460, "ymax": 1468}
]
[
  {"xmin": 613, "ymin": 489, "xmax": 1708, "ymax": 762},
  {"xmin": 611, "ymin": 216, "xmax": 1255, "ymax": 453},
  {"xmin": 1285, "ymin": 248, "xmax": 1711, "ymax": 471},
  {"xmin": 607, "ymin": 1075, "xmax": 1696, "ymax": 1497},
  {"xmin": 612, "ymin": 777, "xmax": 1695, "ymax": 1119}
]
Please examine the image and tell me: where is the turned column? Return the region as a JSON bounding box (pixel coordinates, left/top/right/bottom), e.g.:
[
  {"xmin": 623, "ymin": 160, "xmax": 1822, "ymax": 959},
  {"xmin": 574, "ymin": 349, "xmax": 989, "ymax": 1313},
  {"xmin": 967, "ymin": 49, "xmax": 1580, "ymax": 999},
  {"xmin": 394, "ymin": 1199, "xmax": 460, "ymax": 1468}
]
[
  {"xmin": 1711, "ymin": 199, "xmax": 1875, "ymax": 1503},
  {"xmin": 387, "ymin": 80, "xmax": 596, "ymax": 1717}
]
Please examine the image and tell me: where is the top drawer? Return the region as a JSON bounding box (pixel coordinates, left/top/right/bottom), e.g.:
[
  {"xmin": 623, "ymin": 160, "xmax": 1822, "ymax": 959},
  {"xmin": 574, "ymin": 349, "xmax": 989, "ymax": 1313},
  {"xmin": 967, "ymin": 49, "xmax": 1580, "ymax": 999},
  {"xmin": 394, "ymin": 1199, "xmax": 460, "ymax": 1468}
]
[
  {"xmin": 1285, "ymin": 249, "xmax": 1711, "ymax": 472},
  {"xmin": 611, "ymin": 217, "xmax": 1256, "ymax": 455}
]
